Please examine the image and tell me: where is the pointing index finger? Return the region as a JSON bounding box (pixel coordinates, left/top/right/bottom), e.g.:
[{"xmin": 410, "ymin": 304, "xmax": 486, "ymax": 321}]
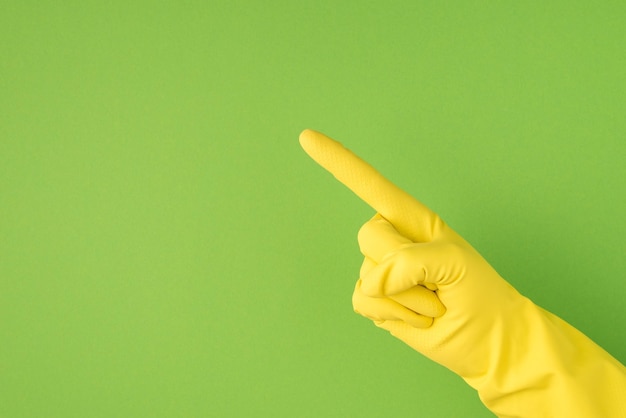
[{"xmin": 299, "ymin": 129, "xmax": 442, "ymax": 243}]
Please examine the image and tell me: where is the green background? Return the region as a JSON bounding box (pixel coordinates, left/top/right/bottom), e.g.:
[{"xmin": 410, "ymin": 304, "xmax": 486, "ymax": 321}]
[{"xmin": 2, "ymin": 2, "xmax": 625, "ymax": 417}]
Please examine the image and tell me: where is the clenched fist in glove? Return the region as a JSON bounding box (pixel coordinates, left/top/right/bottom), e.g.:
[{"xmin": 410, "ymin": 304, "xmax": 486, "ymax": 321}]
[{"xmin": 299, "ymin": 129, "xmax": 626, "ymax": 418}]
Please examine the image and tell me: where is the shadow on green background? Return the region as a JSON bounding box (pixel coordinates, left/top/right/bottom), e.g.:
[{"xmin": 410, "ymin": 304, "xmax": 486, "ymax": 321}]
[{"xmin": 2, "ymin": 2, "xmax": 624, "ymax": 417}]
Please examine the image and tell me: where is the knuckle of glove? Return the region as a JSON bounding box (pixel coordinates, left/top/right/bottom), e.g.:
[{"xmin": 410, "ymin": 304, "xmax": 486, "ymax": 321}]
[
  {"xmin": 361, "ymin": 250, "xmax": 409, "ymax": 297},
  {"xmin": 352, "ymin": 280, "xmax": 380, "ymax": 320}
]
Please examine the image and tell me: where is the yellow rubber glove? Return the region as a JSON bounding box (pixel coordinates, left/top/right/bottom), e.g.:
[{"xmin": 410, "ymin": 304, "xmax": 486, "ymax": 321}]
[{"xmin": 299, "ymin": 129, "xmax": 626, "ymax": 418}]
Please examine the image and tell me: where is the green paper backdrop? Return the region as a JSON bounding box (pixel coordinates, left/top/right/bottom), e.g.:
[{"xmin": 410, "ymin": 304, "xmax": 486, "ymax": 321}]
[{"xmin": 2, "ymin": 2, "xmax": 625, "ymax": 417}]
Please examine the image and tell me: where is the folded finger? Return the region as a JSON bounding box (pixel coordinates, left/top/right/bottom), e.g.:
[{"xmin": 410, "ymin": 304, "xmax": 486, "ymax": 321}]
[
  {"xmin": 390, "ymin": 285, "xmax": 446, "ymax": 318},
  {"xmin": 360, "ymin": 257, "xmax": 377, "ymax": 279},
  {"xmin": 358, "ymin": 213, "xmax": 413, "ymax": 263},
  {"xmin": 352, "ymin": 280, "xmax": 434, "ymax": 328}
]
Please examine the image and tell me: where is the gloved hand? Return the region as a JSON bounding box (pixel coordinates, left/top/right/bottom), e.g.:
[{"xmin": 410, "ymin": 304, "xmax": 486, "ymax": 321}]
[{"xmin": 299, "ymin": 129, "xmax": 626, "ymax": 418}]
